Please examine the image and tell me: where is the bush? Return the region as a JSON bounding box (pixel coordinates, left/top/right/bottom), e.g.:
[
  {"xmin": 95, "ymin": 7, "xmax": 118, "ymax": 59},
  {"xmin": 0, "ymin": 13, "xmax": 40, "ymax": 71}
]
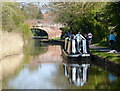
[{"xmin": 20, "ymin": 23, "xmax": 32, "ymax": 41}]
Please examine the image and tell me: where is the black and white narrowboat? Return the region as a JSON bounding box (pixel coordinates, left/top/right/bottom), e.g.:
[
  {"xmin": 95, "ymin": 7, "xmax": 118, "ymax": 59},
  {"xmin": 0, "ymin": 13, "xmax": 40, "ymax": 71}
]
[{"xmin": 62, "ymin": 34, "xmax": 90, "ymax": 58}]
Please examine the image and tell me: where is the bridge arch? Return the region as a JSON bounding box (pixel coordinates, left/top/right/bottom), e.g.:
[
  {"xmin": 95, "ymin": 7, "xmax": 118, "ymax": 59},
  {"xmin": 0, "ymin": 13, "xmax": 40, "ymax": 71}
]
[{"xmin": 31, "ymin": 28, "xmax": 49, "ymax": 39}]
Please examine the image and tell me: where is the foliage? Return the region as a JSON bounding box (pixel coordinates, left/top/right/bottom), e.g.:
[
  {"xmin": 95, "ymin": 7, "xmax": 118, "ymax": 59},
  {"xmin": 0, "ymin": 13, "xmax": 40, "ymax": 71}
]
[
  {"xmin": 50, "ymin": 2, "xmax": 120, "ymax": 50},
  {"xmin": 21, "ymin": 3, "xmax": 42, "ymax": 19},
  {"xmin": 2, "ymin": 2, "xmax": 42, "ymax": 40},
  {"xmin": 20, "ymin": 23, "xmax": 32, "ymax": 40},
  {"xmin": 50, "ymin": 2, "xmax": 107, "ymax": 40},
  {"xmin": 23, "ymin": 39, "xmax": 48, "ymax": 64},
  {"xmin": 105, "ymin": 2, "xmax": 120, "ymax": 50},
  {"xmin": 60, "ymin": 27, "xmax": 70, "ymax": 33},
  {"xmin": 2, "ymin": 2, "xmax": 25, "ymax": 32}
]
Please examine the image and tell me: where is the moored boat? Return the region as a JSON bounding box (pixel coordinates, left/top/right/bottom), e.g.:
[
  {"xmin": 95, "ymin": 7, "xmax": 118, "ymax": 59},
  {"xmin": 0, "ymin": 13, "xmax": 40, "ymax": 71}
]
[{"xmin": 62, "ymin": 34, "xmax": 90, "ymax": 58}]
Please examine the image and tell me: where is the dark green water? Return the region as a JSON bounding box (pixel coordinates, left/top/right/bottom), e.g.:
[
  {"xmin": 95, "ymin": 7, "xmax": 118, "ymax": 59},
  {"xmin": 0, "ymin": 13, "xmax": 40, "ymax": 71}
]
[{"xmin": 2, "ymin": 39, "xmax": 120, "ymax": 89}]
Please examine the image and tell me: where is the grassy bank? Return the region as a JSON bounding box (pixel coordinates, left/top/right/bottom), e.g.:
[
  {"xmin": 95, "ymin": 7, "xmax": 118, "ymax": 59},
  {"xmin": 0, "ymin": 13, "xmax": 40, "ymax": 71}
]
[
  {"xmin": 50, "ymin": 37, "xmax": 61, "ymax": 40},
  {"xmin": 91, "ymin": 49, "xmax": 120, "ymax": 64}
]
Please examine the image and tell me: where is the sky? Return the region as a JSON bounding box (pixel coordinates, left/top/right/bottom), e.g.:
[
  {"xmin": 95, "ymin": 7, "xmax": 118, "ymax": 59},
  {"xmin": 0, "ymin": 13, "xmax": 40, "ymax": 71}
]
[
  {"xmin": 18, "ymin": 1, "xmax": 50, "ymax": 14},
  {"xmin": 41, "ymin": 9, "xmax": 49, "ymax": 14}
]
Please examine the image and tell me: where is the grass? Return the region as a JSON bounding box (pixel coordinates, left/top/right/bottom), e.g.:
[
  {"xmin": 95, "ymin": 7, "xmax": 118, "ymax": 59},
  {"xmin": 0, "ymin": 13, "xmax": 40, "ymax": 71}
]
[
  {"xmin": 91, "ymin": 49, "xmax": 120, "ymax": 64},
  {"xmin": 92, "ymin": 43, "xmax": 108, "ymax": 48},
  {"xmin": 50, "ymin": 37, "xmax": 61, "ymax": 40}
]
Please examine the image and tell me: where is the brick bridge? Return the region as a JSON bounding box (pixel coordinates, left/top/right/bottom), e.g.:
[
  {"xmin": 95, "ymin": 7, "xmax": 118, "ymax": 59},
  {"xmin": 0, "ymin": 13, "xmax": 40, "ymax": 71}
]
[{"xmin": 25, "ymin": 19, "xmax": 64, "ymax": 39}]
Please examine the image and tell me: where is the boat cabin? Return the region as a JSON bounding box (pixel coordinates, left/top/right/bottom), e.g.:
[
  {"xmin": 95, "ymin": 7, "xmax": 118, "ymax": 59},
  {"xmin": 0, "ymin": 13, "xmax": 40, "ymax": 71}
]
[{"xmin": 63, "ymin": 34, "xmax": 90, "ymax": 58}]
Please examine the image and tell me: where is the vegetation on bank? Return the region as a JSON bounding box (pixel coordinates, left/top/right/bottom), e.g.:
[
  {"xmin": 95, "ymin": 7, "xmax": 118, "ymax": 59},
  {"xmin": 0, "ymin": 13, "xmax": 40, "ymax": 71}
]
[
  {"xmin": 2, "ymin": 2, "xmax": 42, "ymax": 40},
  {"xmin": 91, "ymin": 49, "xmax": 120, "ymax": 64},
  {"xmin": 50, "ymin": 37, "xmax": 61, "ymax": 40},
  {"xmin": 50, "ymin": 2, "xmax": 120, "ymax": 50}
]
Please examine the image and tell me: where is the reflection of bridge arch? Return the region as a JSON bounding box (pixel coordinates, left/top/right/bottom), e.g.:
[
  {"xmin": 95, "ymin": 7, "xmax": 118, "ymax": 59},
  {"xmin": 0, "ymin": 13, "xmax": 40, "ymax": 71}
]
[
  {"xmin": 37, "ymin": 45, "xmax": 62, "ymax": 63},
  {"xmin": 30, "ymin": 45, "xmax": 62, "ymax": 64}
]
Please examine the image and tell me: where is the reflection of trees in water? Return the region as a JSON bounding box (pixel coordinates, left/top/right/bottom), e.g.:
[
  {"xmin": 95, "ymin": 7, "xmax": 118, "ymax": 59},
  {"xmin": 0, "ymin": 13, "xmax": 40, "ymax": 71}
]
[
  {"xmin": 23, "ymin": 39, "xmax": 48, "ymax": 72},
  {"xmin": 28, "ymin": 64, "xmax": 40, "ymax": 73},
  {"xmin": 30, "ymin": 39, "xmax": 48, "ymax": 56},
  {"xmin": 80, "ymin": 65, "xmax": 120, "ymax": 89},
  {"xmin": 95, "ymin": 79, "xmax": 120, "ymax": 89},
  {"xmin": 34, "ymin": 39, "xmax": 48, "ymax": 47},
  {"xmin": 23, "ymin": 39, "xmax": 48, "ymax": 64}
]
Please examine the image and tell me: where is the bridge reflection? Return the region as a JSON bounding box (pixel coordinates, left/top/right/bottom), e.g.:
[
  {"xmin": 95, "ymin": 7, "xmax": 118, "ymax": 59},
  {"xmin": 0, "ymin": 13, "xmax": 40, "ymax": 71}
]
[{"xmin": 30, "ymin": 45, "xmax": 62, "ymax": 64}]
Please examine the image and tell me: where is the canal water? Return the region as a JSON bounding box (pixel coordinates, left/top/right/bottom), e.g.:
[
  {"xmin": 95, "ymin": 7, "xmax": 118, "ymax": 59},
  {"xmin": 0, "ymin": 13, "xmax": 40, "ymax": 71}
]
[{"xmin": 2, "ymin": 39, "xmax": 120, "ymax": 89}]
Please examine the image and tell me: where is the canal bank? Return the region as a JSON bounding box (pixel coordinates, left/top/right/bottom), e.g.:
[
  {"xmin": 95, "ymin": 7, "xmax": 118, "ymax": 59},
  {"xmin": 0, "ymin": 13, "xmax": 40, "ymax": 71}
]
[
  {"xmin": 90, "ymin": 45, "xmax": 120, "ymax": 77},
  {"xmin": 0, "ymin": 31, "xmax": 25, "ymax": 90}
]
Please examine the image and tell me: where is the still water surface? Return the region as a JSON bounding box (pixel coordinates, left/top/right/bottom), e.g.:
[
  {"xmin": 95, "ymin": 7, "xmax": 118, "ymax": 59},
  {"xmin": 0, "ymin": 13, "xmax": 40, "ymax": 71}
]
[{"xmin": 2, "ymin": 39, "xmax": 120, "ymax": 89}]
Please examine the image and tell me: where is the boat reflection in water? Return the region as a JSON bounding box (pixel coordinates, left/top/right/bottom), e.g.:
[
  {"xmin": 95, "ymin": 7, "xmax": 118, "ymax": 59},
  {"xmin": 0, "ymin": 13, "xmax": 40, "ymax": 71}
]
[{"xmin": 63, "ymin": 60, "xmax": 90, "ymax": 87}]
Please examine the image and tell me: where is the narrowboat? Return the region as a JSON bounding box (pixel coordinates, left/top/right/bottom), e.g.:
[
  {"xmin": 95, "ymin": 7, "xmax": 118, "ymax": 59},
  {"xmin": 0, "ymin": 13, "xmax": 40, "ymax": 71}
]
[{"xmin": 62, "ymin": 34, "xmax": 90, "ymax": 58}]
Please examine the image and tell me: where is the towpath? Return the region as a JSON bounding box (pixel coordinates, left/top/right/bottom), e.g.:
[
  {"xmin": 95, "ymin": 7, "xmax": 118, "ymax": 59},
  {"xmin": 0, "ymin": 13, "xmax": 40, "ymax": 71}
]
[{"xmin": 90, "ymin": 45, "xmax": 120, "ymax": 55}]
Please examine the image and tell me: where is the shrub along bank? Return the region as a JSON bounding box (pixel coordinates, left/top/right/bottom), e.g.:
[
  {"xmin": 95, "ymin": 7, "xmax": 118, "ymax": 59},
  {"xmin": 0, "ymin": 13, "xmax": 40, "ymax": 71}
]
[
  {"xmin": 2, "ymin": 2, "xmax": 43, "ymax": 40},
  {"xmin": 1, "ymin": 2, "xmax": 42, "ymax": 58}
]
